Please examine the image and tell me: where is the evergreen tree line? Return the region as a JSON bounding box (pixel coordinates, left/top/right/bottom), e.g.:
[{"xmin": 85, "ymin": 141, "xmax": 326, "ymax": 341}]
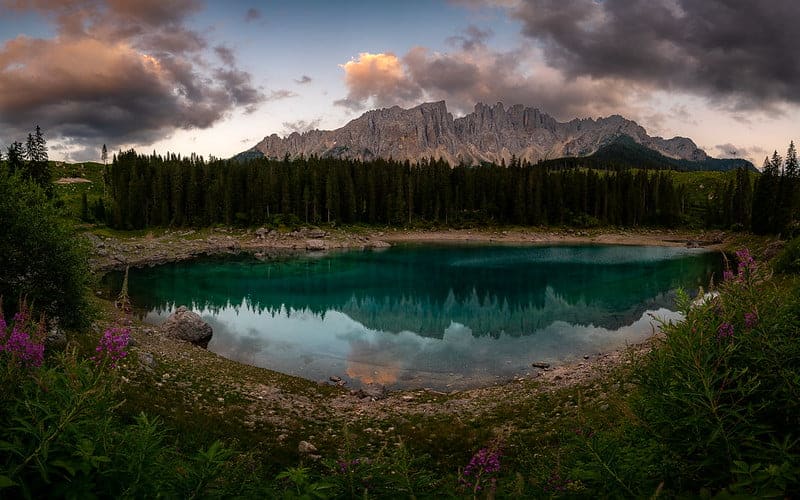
[
  {"xmin": 1, "ymin": 125, "xmax": 52, "ymax": 196},
  {"xmin": 104, "ymin": 151, "xmax": 718, "ymax": 230},
  {"xmin": 751, "ymin": 141, "xmax": 800, "ymax": 235}
]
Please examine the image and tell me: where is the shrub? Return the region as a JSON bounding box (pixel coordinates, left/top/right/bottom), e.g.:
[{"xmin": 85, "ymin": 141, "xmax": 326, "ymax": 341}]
[
  {"xmin": 0, "ymin": 327, "xmax": 234, "ymax": 498},
  {"xmin": 0, "ymin": 166, "xmax": 89, "ymax": 327},
  {"xmin": 633, "ymin": 249, "xmax": 800, "ymax": 495}
]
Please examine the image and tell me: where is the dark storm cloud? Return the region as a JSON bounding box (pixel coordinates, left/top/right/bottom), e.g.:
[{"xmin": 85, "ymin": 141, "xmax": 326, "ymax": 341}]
[
  {"xmin": 244, "ymin": 7, "xmax": 261, "ymax": 22},
  {"xmin": 445, "ymin": 25, "xmax": 493, "ymax": 51},
  {"xmin": 214, "ymin": 67, "xmax": 265, "ymax": 112},
  {"xmin": 509, "ymin": 0, "xmax": 800, "ymax": 110},
  {"xmin": 0, "ymin": 0, "xmax": 265, "ymax": 147},
  {"xmin": 214, "ymin": 45, "xmax": 236, "ymax": 66},
  {"xmin": 105, "ymin": 0, "xmax": 203, "ymax": 27}
]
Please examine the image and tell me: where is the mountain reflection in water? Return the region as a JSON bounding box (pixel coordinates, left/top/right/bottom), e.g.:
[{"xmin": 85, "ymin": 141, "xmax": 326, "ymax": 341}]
[{"xmin": 104, "ymin": 244, "xmax": 722, "ymax": 390}]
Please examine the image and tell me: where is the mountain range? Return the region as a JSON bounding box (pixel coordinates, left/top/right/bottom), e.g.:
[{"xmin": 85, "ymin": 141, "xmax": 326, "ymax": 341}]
[{"xmin": 239, "ymin": 101, "xmax": 754, "ymax": 171}]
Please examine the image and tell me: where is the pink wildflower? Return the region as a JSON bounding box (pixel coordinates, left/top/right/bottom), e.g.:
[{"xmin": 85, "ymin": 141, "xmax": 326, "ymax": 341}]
[
  {"xmin": 93, "ymin": 326, "xmax": 131, "ymax": 368},
  {"xmin": 717, "ymin": 322, "xmax": 734, "ymax": 340},
  {"xmin": 735, "ymin": 248, "xmax": 757, "ymax": 280},
  {"xmin": 0, "ymin": 304, "xmax": 45, "ymax": 368},
  {"xmin": 744, "ymin": 311, "xmax": 758, "ymax": 330}
]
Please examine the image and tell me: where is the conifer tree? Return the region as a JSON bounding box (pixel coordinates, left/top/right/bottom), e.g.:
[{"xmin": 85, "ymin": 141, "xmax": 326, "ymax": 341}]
[
  {"xmin": 771, "ymin": 150, "xmax": 784, "ymax": 176},
  {"xmin": 19, "ymin": 126, "xmax": 52, "ymax": 195},
  {"xmin": 779, "ymin": 141, "xmax": 799, "ymax": 234},
  {"xmin": 752, "ymin": 157, "xmax": 778, "ymax": 234},
  {"xmin": 6, "ymin": 142, "xmax": 23, "ymax": 173},
  {"xmin": 80, "ymin": 192, "xmax": 90, "ymax": 222},
  {"xmin": 786, "ymin": 141, "xmax": 799, "ymax": 179}
]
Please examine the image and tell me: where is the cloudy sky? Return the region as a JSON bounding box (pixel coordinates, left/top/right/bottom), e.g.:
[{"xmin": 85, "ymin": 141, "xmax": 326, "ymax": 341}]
[{"xmin": 1, "ymin": 0, "xmax": 797, "ymax": 164}]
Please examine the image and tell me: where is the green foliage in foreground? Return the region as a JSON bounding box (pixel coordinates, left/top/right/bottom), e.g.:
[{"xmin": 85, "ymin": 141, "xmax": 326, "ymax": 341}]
[
  {"xmin": 0, "ymin": 349, "xmax": 236, "ymax": 499},
  {"xmin": 632, "ymin": 251, "xmax": 800, "ymax": 496},
  {"xmin": 1, "ymin": 247, "xmax": 797, "ymax": 498},
  {"xmin": 0, "ymin": 166, "xmax": 89, "ymax": 326}
]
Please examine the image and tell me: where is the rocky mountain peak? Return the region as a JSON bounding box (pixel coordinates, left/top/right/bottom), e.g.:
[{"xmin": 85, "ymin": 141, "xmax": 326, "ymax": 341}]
[{"xmin": 249, "ymin": 101, "xmax": 711, "ymax": 165}]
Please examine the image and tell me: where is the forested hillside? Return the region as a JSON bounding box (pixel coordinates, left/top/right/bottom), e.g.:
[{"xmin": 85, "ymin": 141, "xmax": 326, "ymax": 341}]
[{"xmin": 104, "ymin": 152, "xmax": 758, "ymax": 231}]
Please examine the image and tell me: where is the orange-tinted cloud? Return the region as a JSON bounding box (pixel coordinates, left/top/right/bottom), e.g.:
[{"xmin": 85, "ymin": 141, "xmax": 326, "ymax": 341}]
[
  {"xmin": 334, "ymin": 52, "xmax": 422, "ymax": 111},
  {"xmin": 0, "ymin": 0, "xmax": 264, "ymax": 157}
]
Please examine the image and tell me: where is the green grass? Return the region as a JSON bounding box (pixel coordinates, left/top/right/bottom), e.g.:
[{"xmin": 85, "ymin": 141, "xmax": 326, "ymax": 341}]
[{"xmin": 51, "ymin": 161, "xmax": 107, "ymax": 221}]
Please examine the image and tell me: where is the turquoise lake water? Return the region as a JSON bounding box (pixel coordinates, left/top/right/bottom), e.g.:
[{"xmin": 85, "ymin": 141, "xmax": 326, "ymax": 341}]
[{"xmin": 105, "ymin": 244, "xmax": 722, "ymax": 390}]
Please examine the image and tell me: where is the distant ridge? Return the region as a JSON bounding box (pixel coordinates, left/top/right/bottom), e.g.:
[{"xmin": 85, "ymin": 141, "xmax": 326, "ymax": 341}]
[
  {"xmin": 239, "ymin": 101, "xmax": 754, "ymax": 171},
  {"xmin": 540, "ymin": 135, "xmax": 758, "ymax": 172}
]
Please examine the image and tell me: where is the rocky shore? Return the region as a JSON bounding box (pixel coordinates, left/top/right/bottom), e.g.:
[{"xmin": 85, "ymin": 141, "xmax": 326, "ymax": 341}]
[
  {"xmin": 86, "ymin": 225, "xmax": 727, "ymax": 274},
  {"xmin": 87, "ymin": 226, "xmax": 391, "ymax": 273}
]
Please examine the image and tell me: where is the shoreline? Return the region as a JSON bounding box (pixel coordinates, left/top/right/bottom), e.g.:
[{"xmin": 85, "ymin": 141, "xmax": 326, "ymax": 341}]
[
  {"xmin": 119, "ymin": 307, "xmax": 662, "ymax": 438},
  {"xmin": 92, "ymin": 225, "xmax": 718, "ymax": 431},
  {"xmin": 87, "ymin": 225, "xmax": 727, "ymax": 273}
]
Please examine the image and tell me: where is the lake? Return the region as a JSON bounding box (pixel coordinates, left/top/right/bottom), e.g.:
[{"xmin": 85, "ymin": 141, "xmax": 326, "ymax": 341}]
[{"xmin": 104, "ymin": 244, "xmax": 722, "ymax": 390}]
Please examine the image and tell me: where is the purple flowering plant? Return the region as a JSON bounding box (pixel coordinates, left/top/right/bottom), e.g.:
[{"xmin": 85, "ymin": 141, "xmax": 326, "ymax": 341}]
[
  {"xmin": 0, "ymin": 299, "xmax": 46, "ymax": 369},
  {"xmin": 93, "ymin": 326, "xmax": 131, "ymax": 368},
  {"xmin": 93, "ymin": 266, "xmax": 133, "ymax": 369},
  {"xmin": 717, "ymin": 322, "xmax": 734, "ymax": 341},
  {"xmin": 459, "ymin": 443, "xmax": 503, "ymax": 496},
  {"xmin": 712, "ymin": 248, "xmax": 765, "ymax": 344},
  {"xmin": 744, "ymin": 311, "xmax": 758, "ymax": 330},
  {"xmin": 722, "ymin": 248, "xmax": 760, "ymax": 285}
]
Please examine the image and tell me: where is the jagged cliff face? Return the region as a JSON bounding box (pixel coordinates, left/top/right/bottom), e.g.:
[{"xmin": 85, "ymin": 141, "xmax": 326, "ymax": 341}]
[{"xmin": 251, "ymin": 101, "xmax": 709, "ymax": 165}]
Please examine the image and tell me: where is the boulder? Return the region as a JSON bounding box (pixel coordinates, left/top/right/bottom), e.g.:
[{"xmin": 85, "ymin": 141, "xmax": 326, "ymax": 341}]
[
  {"xmin": 298, "ymin": 440, "xmax": 318, "ymax": 454},
  {"xmin": 354, "ymin": 383, "xmax": 387, "ymax": 400},
  {"xmin": 306, "ymin": 229, "xmax": 327, "ymax": 239},
  {"xmin": 305, "ymin": 239, "xmax": 326, "ymax": 251},
  {"xmin": 139, "ymin": 351, "xmax": 157, "ymax": 371},
  {"xmin": 45, "ymin": 325, "xmax": 68, "ymax": 351},
  {"xmin": 298, "ymin": 440, "xmax": 321, "ymax": 460},
  {"xmin": 162, "ymin": 306, "xmax": 213, "ymax": 348}
]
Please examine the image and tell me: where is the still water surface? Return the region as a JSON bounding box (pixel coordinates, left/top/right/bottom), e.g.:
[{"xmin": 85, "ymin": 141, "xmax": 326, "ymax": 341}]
[{"xmin": 106, "ymin": 244, "xmax": 721, "ymax": 390}]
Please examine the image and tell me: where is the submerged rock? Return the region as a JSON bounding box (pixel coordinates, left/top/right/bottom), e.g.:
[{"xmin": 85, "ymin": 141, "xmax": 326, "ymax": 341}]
[{"xmin": 162, "ymin": 306, "xmax": 213, "ymax": 348}]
